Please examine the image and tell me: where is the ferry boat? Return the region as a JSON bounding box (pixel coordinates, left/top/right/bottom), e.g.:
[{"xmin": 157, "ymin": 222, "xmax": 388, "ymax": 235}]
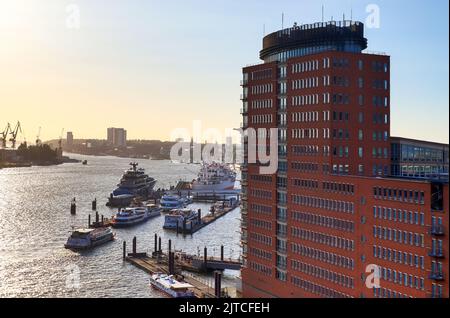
[
  {"xmin": 210, "ymin": 197, "xmax": 239, "ymax": 213},
  {"xmin": 163, "ymin": 208, "xmax": 200, "ymax": 230},
  {"xmin": 192, "ymin": 162, "xmax": 236, "ymax": 191},
  {"xmin": 107, "ymin": 162, "xmax": 157, "ymax": 207},
  {"xmin": 160, "ymin": 194, "xmax": 186, "ymax": 212},
  {"xmin": 112, "ymin": 204, "xmax": 161, "ymax": 228},
  {"xmin": 149, "ymin": 273, "xmax": 195, "ymax": 298},
  {"xmin": 64, "ymin": 227, "xmax": 115, "ymax": 250}
]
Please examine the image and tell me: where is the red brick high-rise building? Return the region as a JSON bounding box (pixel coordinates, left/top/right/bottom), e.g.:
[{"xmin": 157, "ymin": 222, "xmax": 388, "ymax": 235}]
[{"xmin": 240, "ymin": 20, "xmax": 449, "ymax": 298}]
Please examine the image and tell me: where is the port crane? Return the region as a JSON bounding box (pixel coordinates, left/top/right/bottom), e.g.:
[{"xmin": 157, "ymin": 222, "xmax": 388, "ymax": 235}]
[
  {"xmin": 58, "ymin": 128, "xmax": 65, "ymax": 149},
  {"xmin": 9, "ymin": 121, "xmax": 22, "ymax": 149},
  {"xmin": 1, "ymin": 123, "xmax": 11, "ymax": 148},
  {"xmin": 36, "ymin": 126, "xmax": 42, "ymax": 146}
]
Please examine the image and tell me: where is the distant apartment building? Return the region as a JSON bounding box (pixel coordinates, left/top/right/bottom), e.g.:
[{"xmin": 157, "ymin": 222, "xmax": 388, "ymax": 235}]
[
  {"xmin": 66, "ymin": 132, "xmax": 74, "ymax": 147},
  {"xmin": 107, "ymin": 128, "xmax": 127, "ymax": 147},
  {"xmin": 240, "ymin": 20, "xmax": 449, "ymax": 298}
]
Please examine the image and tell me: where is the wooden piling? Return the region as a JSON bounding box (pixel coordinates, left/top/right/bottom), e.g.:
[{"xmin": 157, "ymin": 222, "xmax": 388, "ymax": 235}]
[
  {"xmin": 132, "ymin": 236, "xmax": 137, "ymax": 254},
  {"xmin": 88, "ymin": 214, "xmax": 91, "ymax": 228},
  {"xmin": 158, "ymin": 237, "xmax": 162, "ymax": 254},
  {"xmin": 154, "ymin": 234, "xmax": 157, "ymax": 254},
  {"xmin": 204, "ymin": 247, "xmax": 208, "ymax": 270},
  {"xmin": 214, "ymin": 271, "xmax": 222, "ymax": 298},
  {"xmin": 123, "ymin": 241, "xmax": 126, "ymax": 260},
  {"xmin": 221, "ymin": 245, "xmax": 224, "ymax": 261},
  {"xmin": 92, "ymin": 198, "xmax": 97, "ymax": 211}
]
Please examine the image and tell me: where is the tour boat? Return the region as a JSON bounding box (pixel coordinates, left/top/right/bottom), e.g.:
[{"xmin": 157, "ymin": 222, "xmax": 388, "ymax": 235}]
[
  {"xmin": 163, "ymin": 208, "xmax": 200, "ymax": 230},
  {"xmin": 64, "ymin": 227, "xmax": 115, "ymax": 250},
  {"xmin": 160, "ymin": 194, "xmax": 186, "ymax": 212},
  {"xmin": 149, "ymin": 273, "xmax": 195, "ymax": 298},
  {"xmin": 192, "ymin": 162, "xmax": 236, "ymax": 191},
  {"xmin": 112, "ymin": 204, "xmax": 161, "ymax": 228}
]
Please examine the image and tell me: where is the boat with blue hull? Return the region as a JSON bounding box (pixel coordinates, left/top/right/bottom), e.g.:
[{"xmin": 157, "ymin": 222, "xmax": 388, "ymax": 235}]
[
  {"xmin": 107, "ymin": 162, "xmax": 157, "ymax": 207},
  {"xmin": 112, "ymin": 204, "xmax": 161, "ymax": 228},
  {"xmin": 160, "ymin": 194, "xmax": 186, "ymax": 212},
  {"xmin": 149, "ymin": 273, "xmax": 195, "ymax": 298}
]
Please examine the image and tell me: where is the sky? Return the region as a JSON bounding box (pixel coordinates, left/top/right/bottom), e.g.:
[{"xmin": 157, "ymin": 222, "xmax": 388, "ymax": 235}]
[{"xmin": 0, "ymin": 0, "xmax": 448, "ymax": 143}]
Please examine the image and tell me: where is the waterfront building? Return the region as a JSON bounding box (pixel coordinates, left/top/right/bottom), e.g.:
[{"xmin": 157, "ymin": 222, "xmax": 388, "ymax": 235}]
[
  {"xmin": 67, "ymin": 132, "xmax": 74, "ymax": 148},
  {"xmin": 240, "ymin": 20, "xmax": 449, "ymax": 298},
  {"xmin": 107, "ymin": 127, "xmax": 127, "ymax": 147}
]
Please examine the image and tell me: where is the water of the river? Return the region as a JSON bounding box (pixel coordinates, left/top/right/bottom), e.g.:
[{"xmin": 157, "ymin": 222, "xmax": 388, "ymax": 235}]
[{"xmin": 0, "ymin": 154, "xmax": 241, "ymax": 297}]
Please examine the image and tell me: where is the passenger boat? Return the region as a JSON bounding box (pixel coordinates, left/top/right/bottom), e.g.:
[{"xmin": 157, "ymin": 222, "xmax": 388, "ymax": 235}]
[
  {"xmin": 64, "ymin": 227, "xmax": 115, "ymax": 250},
  {"xmin": 160, "ymin": 194, "xmax": 186, "ymax": 212},
  {"xmin": 209, "ymin": 197, "xmax": 239, "ymax": 213},
  {"xmin": 163, "ymin": 208, "xmax": 200, "ymax": 230},
  {"xmin": 192, "ymin": 162, "xmax": 236, "ymax": 191},
  {"xmin": 149, "ymin": 273, "xmax": 195, "ymax": 298},
  {"xmin": 111, "ymin": 204, "xmax": 161, "ymax": 228},
  {"xmin": 107, "ymin": 162, "xmax": 157, "ymax": 207}
]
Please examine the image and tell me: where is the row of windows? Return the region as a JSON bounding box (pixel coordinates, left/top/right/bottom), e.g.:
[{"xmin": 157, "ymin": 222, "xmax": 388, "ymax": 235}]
[
  {"xmin": 371, "ymin": 147, "xmax": 389, "ymax": 159},
  {"xmin": 292, "ymin": 77, "xmax": 319, "ymax": 90},
  {"xmin": 249, "ymin": 232, "xmax": 272, "ymax": 246},
  {"xmin": 292, "ymin": 178, "xmax": 319, "ymax": 190},
  {"xmin": 250, "ymin": 189, "xmax": 272, "ymax": 199},
  {"xmin": 249, "ymin": 261, "xmax": 272, "ymax": 276},
  {"xmin": 251, "ymin": 99, "xmax": 273, "ymax": 109},
  {"xmin": 249, "ymin": 175, "xmax": 272, "ymax": 183},
  {"xmin": 291, "ymin": 243, "xmax": 355, "ymax": 270},
  {"xmin": 291, "ymin": 211, "xmax": 354, "ymax": 233},
  {"xmin": 291, "ymin": 60, "xmax": 320, "ymax": 73},
  {"xmin": 332, "ymin": 128, "xmax": 350, "ymax": 140},
  {"xmin": 249, "ymin": 247, "xmax": 272, "ymax": 261},
  {"xmin": 373, "ymin": 288, "xmax": 412, "ymax": 299},
  {"xmin": 250, "ymin": 114, "xmax": 273, "ymax": 124},
  {"xmin": 250, "ymin": 218, "xmax": 272, "ymax": 231},
  {"xmin": 291, "ymin": 227, "xmax": 355, "ymax": 251},
  {"xmin": 323, "ymin": 181, "xmax": 354, "ymax": 195},
  {"xmin": 291, "ymin": 260, "xmax": 355, "ymax": 289},
  {"xmin": 251, "ymin": 69, "xmax": 272, "ymax": 80},
  {"xmin": 291, "ymin": 111, "xmax": 319, "ymax": 122},
  {"xmin": 290, "ymin": 275, "xmax": 352, "ymax": 298},
  {"xmin": 291, "ymin": 161, "xmax": 319, "ymax": 172},
  {"xmin": 373, "ymin": 187, "xmax": 425, "ymax": 205},
  {"xmin": 292, "ymin": 145, "xmax": 320, "ymax": 156},
  {"xmin": 378, "ymin": 266, "xmax": 425, "ymax": 291},
  {"xmin": 251, "ymin": 84, "xmax": 273, "ymax": 95},
  {"xmin": 249, "ymin": 203, "xmax": 272, "ymax": 216},
  {"xmin": 291, "ymin": 128, "xmax": 320, "ymax": 139},
  {"xmin": 373, "ymin": 226, "xmax": 425, "ymax": 247},
  {"xmin": 373, "ymin": 245, "xmax": 425, "ymax": 269},
  {"xmin": 292, "ymin": 94, "xmax": 320, "ymax": 106},
  {"xmin": 292, "ymin": 195, "xmax": 355, "ymax": 214},
  {"xmin": 373, "ymin": 206, "xmax": 425, "ymax": 226}
]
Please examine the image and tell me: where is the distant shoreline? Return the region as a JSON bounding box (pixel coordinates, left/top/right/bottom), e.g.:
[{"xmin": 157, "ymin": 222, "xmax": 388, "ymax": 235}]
[{"xmin": 0, "ymin": 156, "xmax": 81, "ymax": 169}]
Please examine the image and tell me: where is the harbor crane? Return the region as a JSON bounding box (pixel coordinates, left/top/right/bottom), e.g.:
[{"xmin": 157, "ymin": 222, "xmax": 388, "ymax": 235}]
[
  {"xmin": 36, "ymin": 126, "xmax": 42, "ymax": 146},
  {"xmin": 1, "ymin": 123, "xmax": 11, "ymax": 148},
  {"xmin": 58, "ymin": 128, "xmax": 65, "ymax": 149},
  {"xmin": 9, "ymin": 121, "xmax": 22, "ymax": 149}
]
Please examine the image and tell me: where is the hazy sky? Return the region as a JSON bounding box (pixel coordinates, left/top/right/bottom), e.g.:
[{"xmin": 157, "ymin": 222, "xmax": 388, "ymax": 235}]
[{"xmin": 0, "ymin": 0, "xmax": 448, "ymax": 143}]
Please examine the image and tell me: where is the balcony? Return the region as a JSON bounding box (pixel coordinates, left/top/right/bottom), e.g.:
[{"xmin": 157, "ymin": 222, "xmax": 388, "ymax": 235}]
[
  {"xmin": 429, "ymin": 250, "xmax": 445, "ymax": 258},
  {"xmin": 240, "ymin": 107, "xmax": 248, "ymax": 115},
  {"xmin": 431, "ymin": 225, "xmax": 445, "ymax": 236},
  {"xmin": 240, "ymin": 122, "xmax": 248, "ymax": 129},
  {"xmin": 240, "ymin": 79, "xmax": 248, "ymax": 86},
  {"xmin": 429, "ymin": 272, "xmax": 444, "ymax": 281},
  {"xmin": 240, "ymin": 94, "xmax": 248, "ymax": 101}
]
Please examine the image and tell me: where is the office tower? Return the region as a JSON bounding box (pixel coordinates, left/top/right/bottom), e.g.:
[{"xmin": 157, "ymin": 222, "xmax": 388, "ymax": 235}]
[
  {"xmin": 66, "ymin": 132, "xmax": 74, "ymax": 147},
  {"xmin": 240, "ymin": 20, "xmax": 449, "ymax": 298},
  {"xmin": 107, "ymin": 128, "xmax": 127, "ymax": 147}
]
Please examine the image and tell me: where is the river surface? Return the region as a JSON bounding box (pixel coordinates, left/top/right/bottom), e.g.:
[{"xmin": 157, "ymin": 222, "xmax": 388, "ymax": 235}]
[{"xmin": 0, "ymin": 154, "xmax": 241, "ymax": 297}]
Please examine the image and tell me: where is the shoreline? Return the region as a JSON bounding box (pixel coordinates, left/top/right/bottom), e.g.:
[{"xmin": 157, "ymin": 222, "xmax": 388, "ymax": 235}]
[{"xmin": 0, "ymin": 156, "xmax": 81, "ymax": 169}]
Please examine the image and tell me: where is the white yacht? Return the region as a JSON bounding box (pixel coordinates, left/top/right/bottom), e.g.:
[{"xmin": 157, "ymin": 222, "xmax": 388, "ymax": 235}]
[
  {"xmin": 112, "ymin": 204, "xmax": 161, "ymax": 228},
  {"xmin": 149, "ymin": 273, "xmax": 195, "ymax": 298},
  {"xmin": 65, "ymin": 227, "xmax": 115, "ymax": 250},
  {"xmin": 192, "ymin": 162, "xmax": 236, "ymax": 191}
]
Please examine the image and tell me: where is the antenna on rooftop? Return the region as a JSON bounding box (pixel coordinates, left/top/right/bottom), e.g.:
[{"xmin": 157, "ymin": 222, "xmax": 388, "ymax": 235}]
[
  {"xmin": 263, "ymin": 23, "xmax": 265, "ymax": 36},
  {"xmin": 282, "ymin": 12, "xmax": 284, "ymax": 29},
  {"xmin": 322, "ymin": 5, "xmax": 324, "ymax": 23}
]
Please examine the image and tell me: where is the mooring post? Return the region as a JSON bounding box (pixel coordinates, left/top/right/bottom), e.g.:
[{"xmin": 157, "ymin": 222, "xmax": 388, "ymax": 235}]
[
  {"xmin": 154, "ymin": 234, "xmax": 158, "ymax": 254},
  {"xmin": 70, "ymin": 201, "xmax": 76, "ymax": 215},
  {"xmin": 101, "ymin": 214, "xmax": 104, "ymax": 225},
  {"xmin": 132, "ymin": 236, "xmax": 137, "ymax": 254},
  {"xmin": 95, "ymin": 211, "xmax": 99, "ymax": 224},
  {"xmin": 168, "ymin": 239, "xmax": 172, "ymax": 254},
  {"xmin": 123, "ymin": 241, "xmax": 126, "ymax": 260},
  {"xmin": 92, "ymin": 198, "xmax": 97, "ymax": 211},
  {"xmin": 221, "ymin": 245, "xmax": 224, "ymax": 261},
  {"xmin": 88, "ymin": 214, "xmax": 91, "ymax": 228},
  {"xmin": 198, "ymin": 209, "xmax": 202, "ymax": 224},
  {"xmin": 214, "ymin": 271, "xmax": 222, "ymax": 298},
  {"xmin": 204, "ymin": 247, "xmax": 208, "ymax": 271},
  {"xmin": 158, "ymin": 237, "xmax": 162, "ymax": 254}
]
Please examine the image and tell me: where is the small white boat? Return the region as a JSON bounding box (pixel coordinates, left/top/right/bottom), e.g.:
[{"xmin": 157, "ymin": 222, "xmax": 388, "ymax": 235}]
[
  {"xmin": 65, "ymin": 227, "xmax": 115, "ymax": 250},
  {"xmin": 163, "ymin": 208, "xmax": 200, "ymax": 230},
  {"xmin": 160, "ymin": 195, "xmax": 185, "ymax": 212},
  {"xmin": 149, "ymin": 273, "xmax": 195, "ymax": 298},
  {"xmin": 112, "ymin": 204, "xmax": 161, "ymax": 228}
]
